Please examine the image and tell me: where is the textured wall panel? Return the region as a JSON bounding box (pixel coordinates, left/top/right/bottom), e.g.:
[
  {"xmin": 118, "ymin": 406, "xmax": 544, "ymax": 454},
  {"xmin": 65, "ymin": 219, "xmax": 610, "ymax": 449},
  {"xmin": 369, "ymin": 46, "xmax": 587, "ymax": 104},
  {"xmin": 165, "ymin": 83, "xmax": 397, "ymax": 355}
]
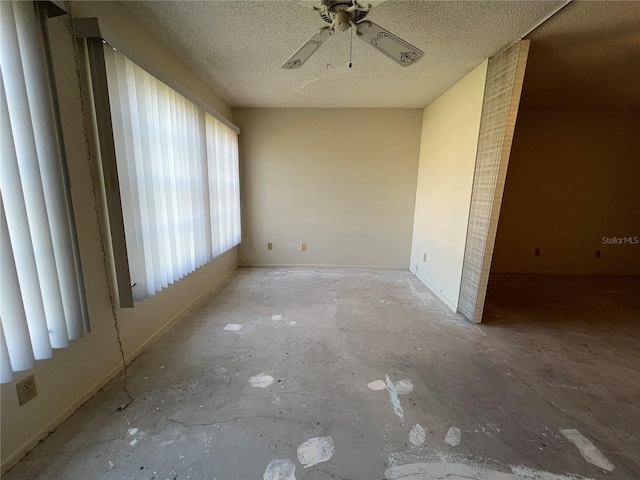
[{"xmin": 458, "ymin": 40, "xmax": 530, "ymax": 323}]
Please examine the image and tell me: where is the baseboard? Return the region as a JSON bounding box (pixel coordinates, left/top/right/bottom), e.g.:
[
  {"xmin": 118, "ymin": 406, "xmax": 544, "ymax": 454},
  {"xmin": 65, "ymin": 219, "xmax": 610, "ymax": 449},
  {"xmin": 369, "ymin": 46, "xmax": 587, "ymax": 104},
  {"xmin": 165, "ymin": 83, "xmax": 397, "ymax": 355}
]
[
  {"xmin": 411, "ymin": 270, "xmax": 458, "ymax": 313},
  {"xmin": 123, "ymin": 264, "xmax": 237, "ymax": 363},
  {"xmin": 1, "ymin": 265, "xmax": 237, "ymax": 476},
  {"xmin": 239, "ymin": 263, "xmax": 409, "ymax": 270}
]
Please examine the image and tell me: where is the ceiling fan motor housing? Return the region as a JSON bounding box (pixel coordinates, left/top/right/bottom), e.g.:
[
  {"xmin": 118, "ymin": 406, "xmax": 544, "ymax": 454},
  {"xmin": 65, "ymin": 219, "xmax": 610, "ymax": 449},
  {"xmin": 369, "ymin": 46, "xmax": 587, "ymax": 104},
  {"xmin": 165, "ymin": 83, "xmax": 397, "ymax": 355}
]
[
  {"xmin": 334, "ymin": 11, "xmax": 351, "ymax": 31},
  {"xmin": 319, "ymin": 1, "xmax": 371, "ymax": 26}
]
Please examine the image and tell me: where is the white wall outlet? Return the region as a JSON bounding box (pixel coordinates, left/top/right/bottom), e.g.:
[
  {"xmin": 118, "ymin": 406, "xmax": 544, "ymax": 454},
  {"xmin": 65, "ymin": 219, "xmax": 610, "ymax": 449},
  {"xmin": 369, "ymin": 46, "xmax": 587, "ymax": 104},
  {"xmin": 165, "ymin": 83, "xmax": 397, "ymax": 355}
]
[{"xmin": 16, "ymin": 375, "xmax": 37, "ymax": 406}]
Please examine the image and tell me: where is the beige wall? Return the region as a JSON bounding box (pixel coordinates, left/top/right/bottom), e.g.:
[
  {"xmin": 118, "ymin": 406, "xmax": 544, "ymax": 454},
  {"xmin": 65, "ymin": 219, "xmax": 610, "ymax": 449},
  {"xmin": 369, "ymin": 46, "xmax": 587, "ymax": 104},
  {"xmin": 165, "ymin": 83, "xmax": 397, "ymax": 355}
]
[
  {"xmin": 409, "ymin": 61, "xmax": 488, "ymax": 310},
  {"xmin": 1, "ymin": 3, "xmax": 236, "ymax": 472},
  {"xmin": 492, "ymin": 110, "xmax": 640, "ymax": 275},
  {"xmin": 234, "ymin": 108, "xmax": 422, "ymax": 268}
]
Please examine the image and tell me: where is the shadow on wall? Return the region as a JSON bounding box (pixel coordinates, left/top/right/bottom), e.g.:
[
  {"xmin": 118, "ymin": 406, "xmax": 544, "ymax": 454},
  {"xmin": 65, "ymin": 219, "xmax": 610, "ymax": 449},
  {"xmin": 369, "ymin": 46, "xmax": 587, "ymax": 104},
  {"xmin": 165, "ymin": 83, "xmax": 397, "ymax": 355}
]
[{"xmin": 491, "ymin": 110, "xmax": 640, "ymax": 276}]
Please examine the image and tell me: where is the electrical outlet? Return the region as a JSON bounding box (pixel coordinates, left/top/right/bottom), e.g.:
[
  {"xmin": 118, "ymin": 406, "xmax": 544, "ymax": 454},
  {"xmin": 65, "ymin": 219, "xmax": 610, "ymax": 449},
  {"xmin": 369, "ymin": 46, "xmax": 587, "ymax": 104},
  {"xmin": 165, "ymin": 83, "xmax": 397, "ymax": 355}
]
[
  {"xmin": 16, "ymin": 375, "xmax": 37, "ymax": 406},
  {"xmin": 267, "ymin": 242, "xmax": 273, "ymax": 250},
  {"xmin": 423, "ymin": 253, "xmax": 427, "ymax": 262},
  {"xmin": 301, "ymin": 243, "xmax": 307, "ymax": 252}
]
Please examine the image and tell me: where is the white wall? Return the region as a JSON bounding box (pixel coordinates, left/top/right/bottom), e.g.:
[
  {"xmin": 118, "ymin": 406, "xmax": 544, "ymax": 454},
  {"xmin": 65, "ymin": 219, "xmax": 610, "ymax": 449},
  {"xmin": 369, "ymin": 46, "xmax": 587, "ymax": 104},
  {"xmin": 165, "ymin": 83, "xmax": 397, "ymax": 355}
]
[
  {"xmin": 409, "ymin": 61, "xmax": 488, "ymax": 310},
  {"xmin": 1, "ymin": 2, "xmax": 236, "ymax": 472},
  {"xmin": 492, "ymin": 110, "xmax": 640, "ymax": 275},
  {"xmin": 234, "ymin": 108, "xmax": 423, "ymax": 269}
]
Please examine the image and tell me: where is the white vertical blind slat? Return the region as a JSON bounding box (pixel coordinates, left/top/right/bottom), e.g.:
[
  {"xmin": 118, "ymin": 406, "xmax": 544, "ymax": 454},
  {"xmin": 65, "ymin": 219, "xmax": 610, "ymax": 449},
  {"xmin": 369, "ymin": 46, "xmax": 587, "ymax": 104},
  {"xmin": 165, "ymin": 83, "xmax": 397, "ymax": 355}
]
[
  {"xmin": 105, "ymin": 48, "xmax": 144, "ymax": 300},
  {"xmin": 156, "ymin": 83, "xmax": 175, "ymax": 282},
  {"xmin": 0, "ymin": 323, "xmax": 15, "ymax": 384},
  {"xmin": 1, "ymin": 197, "xmax": 36, "ymax": 375},
  {"xmin": 199, "ymin": 110, "xmax": 212, "ymax": 263},
  {"xmin": 165, "ymin": 88, "xmax": 181, "ymax": 281},
  {"xmin": 126, "ymin": 60, "xmax": 155, "ymax": 297}
]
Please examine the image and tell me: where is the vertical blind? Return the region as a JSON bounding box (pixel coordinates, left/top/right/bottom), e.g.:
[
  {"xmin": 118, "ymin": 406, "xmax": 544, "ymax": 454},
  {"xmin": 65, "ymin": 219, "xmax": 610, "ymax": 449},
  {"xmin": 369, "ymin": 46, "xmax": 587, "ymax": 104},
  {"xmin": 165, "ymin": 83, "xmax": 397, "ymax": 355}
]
[
  {"xmin": 103, "ymin": 45, "xmax": 241, "ymax": 302},
  {"xmin": 0, "ymin": 1, "xmax": 89, "ymax": 383}
]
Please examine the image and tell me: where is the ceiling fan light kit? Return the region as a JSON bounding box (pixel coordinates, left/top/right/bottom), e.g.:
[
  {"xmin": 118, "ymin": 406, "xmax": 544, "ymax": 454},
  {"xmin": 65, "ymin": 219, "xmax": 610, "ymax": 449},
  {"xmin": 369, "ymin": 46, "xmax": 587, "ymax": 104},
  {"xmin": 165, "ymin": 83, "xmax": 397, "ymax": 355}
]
[{"xmin": 282, "ymin": 0, "xmax": 424, "ymax": 69}]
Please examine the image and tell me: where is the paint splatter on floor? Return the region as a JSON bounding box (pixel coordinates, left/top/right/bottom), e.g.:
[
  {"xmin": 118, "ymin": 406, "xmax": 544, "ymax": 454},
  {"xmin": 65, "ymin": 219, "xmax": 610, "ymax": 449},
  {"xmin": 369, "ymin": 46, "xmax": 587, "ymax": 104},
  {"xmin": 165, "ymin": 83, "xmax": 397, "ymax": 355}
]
[
  {"xmin": 409, "ymin": 424, "xmax": 425, "ymax": 446},
  {"xmin": 263, "ymin": 459, "xmax": 296, "ymax": 480},
  {"xmin": 272, "ymin": 314, "xmax": 283, "ymax": 321},
  {"xmin": 368, "ymin": 378, "xmax": 413, "ymax": 394},
  {"xmin": 444, "ymin": 426, "xmax": 462, "ymax": 446},
  {"xmin": 385, "ymin": 462, "xmax": 593, "ymax": 480},
  {"xmin": 249, "ymin": 373, "xmax": 275, "ymax": 388},
  {"xmin": 511, "ymin": 465, "xmax": 594, "ymax": 479},
  {"xmin": 128, "ymin": 428, "xmax": 138, "ymax": 435},
  {"xmin": 286, "ymin": 320, "xmax": 297, "ymax": 326},
  {"xmin": 296, "ymin": 436, "xmax": 335, "ymax": 468},
  {"xmin": 394, "ymin": 379, "xmax": 413, "ymax": 395},
  {"xmin": 129, "ymin": 439, "xmax": 137, "ymax": 446},
  {"xmin": 385, "ymin": 374, "xmax": 404, "ymax": 422},
  {"xmin": 385, "ymin": 462, "xmax": 509, "ymax": 480},
  {"xmin": 223, "ymin": 324, "xmax": 243, "ymax": 331},
  {"xmin": 560, "ymin": 428, "xmax": 614, "ymax": 471},
  {"xmin": 367, "ymin": 379, "xmax": 387, "ymax": 390}
]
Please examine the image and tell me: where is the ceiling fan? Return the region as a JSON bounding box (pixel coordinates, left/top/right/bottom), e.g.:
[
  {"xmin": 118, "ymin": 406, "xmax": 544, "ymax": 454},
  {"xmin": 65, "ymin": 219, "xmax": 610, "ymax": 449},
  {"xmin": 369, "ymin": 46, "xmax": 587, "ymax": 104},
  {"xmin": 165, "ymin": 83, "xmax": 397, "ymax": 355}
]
[{"xmin": 282, "ymin": 0, "xmax": 424, "ymax": 69}]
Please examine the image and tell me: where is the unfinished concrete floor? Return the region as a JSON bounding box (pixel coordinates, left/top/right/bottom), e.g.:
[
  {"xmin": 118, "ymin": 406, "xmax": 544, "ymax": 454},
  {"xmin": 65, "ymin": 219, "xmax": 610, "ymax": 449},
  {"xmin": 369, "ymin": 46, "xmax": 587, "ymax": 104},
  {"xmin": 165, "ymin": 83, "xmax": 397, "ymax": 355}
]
[{"xmin": 4, "ymin": 269, "xmax": 640, "ymax": 480}]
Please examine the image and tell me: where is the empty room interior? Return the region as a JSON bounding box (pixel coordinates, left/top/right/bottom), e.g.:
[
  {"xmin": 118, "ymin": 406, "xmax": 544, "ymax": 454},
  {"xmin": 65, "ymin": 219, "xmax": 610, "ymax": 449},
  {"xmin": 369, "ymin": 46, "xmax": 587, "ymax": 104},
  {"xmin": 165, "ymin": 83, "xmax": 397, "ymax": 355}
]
[{"xmin": 1, "ymin": 1, "xmax": 638, "ymax": 479}]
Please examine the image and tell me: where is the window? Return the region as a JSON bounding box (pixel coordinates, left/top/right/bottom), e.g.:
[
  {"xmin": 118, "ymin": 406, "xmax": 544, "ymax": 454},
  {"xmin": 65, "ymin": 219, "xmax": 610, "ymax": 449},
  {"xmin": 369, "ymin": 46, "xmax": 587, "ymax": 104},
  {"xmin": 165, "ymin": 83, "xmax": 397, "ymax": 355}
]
[
  {"xmin": 0, "ymin": 1, "xmax": 89, "ymax": 383},
  {"xmin": 101, "ymin": 45, "xmax": 241, "ymax": 302}
]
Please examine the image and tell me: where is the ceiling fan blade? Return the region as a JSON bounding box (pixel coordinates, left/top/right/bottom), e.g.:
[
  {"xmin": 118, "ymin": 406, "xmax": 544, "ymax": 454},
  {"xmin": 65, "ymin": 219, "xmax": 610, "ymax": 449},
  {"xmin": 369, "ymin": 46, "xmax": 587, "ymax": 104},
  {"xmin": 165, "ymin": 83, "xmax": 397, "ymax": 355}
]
[
  {"xmin": 282, "ymin": 27, "xmax": 331, "ymax": 69},
  {"xmin": 356, "ymin": 20, "xmax": 424, "ymax": 67}
]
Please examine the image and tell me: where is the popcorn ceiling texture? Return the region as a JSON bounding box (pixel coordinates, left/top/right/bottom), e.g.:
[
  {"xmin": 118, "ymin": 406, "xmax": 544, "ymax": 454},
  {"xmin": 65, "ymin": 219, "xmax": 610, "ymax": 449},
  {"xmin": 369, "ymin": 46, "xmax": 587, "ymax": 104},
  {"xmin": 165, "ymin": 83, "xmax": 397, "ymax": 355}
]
[{"xmin": 121, "ymin": 0, "xmax": 564, "ymax": 108}]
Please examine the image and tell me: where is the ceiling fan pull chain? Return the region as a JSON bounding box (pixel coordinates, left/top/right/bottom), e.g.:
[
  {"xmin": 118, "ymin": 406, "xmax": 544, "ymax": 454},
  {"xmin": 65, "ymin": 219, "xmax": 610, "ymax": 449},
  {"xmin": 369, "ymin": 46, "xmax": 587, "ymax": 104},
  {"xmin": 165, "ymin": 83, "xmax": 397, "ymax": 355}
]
[{"xmin": 349, "ymin": 24, "xmax": 353, "ymax": 68}]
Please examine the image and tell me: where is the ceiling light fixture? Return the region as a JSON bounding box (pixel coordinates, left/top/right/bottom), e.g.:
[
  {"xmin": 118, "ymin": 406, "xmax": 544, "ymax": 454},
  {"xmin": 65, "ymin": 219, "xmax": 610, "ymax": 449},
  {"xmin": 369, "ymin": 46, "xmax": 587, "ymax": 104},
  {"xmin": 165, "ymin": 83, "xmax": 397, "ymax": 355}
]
[{"xmin": 282, "ymin": 0, "xmax": 424, "ymax": 69}]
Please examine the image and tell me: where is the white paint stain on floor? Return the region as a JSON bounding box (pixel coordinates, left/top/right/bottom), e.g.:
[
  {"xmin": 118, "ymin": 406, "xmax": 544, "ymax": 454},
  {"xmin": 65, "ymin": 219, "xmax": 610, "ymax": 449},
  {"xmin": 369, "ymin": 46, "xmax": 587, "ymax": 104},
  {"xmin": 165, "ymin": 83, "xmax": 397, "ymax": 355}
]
[
  {"xmin": 249, "ymin": 373, "xmax": 275, "ymax": 388},
  {"xmin": 223, "ymin": 324, "xmax": 243, "ymax": 331},
  {"xmin": 129, "ymin": 439, "xmax": 137, "ymax": 446},
  {"xmin": 511, "ymin": 465, "xmax": 594, "ymax": 480},
  {"xmin": 444, "ymin": 426, "xmax": 462, "ymax": 446},
  {"xmin": 286, "ymin": 320, "xmax": 297, "ymax": 326},
  {"xmin": 560, "ymin": 428, "xmax": 614, "ymax": 471},
  {"xmin": 367, "ymin": 379, "xmax": 387, "ymax": 390},
  {"xmin": 394, "ymin": 379, "xmax": 413, "ymax": 395},
  {"xmin": 385, "ymin": 462, "xmax": 593, "ymax": 480},
  {"xmin": 385, "ymin": 374, "xmax": 404, "ymax": 422},
  {"xmin": 385, "ymin": 450, "xmax": 595, "ymax": 480},
  {"xmin": 409, "ymin": 424, "xmax": 426, "ymax": 446},
  {"xmin": 296, "ymin": 436, "xmax": 335, "ymax": 468},
  {"xmin": 386, "ymin": 462, "xmax": 510, "ymax": 480},
  {"xmin": 368, "ymin": 378, "xmax": 413, "ymax": 394},
  {"xmin": 263, "ymin": 458, "xmax": 296, "ymax": 480},
  {"xmin": 272, "ymin": 314, "xmax": 283, "ymax": 321},
  {"xmin": 384, "ymin": 462, "xmax": 588, "ymax": 480},
  {"xmin": 127, "ymin": 428, "xmax": 138, "ymax": 435}
]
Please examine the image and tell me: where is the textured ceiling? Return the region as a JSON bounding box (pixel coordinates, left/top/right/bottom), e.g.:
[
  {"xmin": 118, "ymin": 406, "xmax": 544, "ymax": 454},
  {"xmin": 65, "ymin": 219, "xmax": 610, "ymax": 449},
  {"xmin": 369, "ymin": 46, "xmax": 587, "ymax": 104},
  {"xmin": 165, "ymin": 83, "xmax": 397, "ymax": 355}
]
[
  {"xmin": 121, "ymin": 0, "xmax": 566, "ymax": 108},
  {"xmin": 521, "ymin": 1, "xmax": 640, "ymax": 111}
]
